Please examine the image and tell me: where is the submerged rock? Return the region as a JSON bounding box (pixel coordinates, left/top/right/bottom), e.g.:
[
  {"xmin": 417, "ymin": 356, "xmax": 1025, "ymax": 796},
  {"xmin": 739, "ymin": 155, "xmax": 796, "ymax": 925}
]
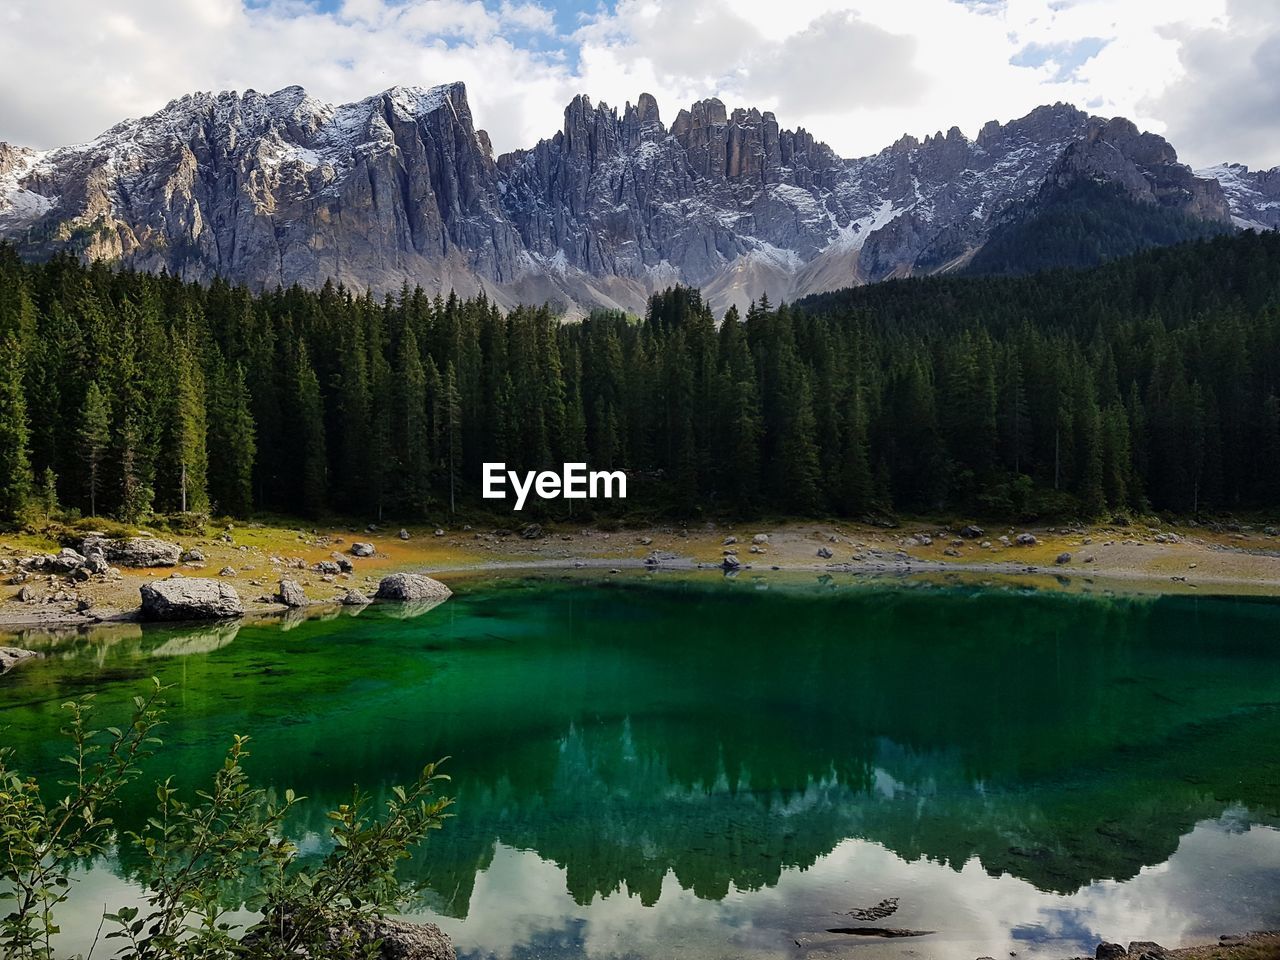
[
  {"xmin": 336, "ymin": 589, "xmax": 372, "ymax": 606},
  {"xmin": 140, "ymin": 578, "xmax": 244, "ymax": 621},
  {"xmin": 0, "ymin": 646, "xmax": 42, "ymax": 674},
  {"xmin": 374, "ymin": 573, "xmax": 453, "ymax": 603}
]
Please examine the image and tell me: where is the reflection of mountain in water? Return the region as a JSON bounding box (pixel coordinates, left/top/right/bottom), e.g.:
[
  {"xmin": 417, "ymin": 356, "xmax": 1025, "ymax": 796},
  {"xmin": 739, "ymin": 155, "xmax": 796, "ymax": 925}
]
[{"xmin": 3, "ymin": 579, "xmax": 1280, "ymax": 915}]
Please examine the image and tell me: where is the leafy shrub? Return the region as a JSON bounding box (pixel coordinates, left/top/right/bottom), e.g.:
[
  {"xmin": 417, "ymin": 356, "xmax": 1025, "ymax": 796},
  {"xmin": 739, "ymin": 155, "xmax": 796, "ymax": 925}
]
[{"xmin": 0, "ymin": 681, "xmax": 451, "ymax": 960}]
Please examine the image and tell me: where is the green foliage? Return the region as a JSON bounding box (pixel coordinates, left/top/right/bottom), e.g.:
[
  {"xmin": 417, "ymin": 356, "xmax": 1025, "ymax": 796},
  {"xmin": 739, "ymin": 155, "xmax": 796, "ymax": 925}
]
[
  {"xmin": 0, "ymin": 681, "xmax": 166, "ymax": 959},
  {"xmin": 0, "ymin": 683, "xmax": 451, "ymax": 960}
]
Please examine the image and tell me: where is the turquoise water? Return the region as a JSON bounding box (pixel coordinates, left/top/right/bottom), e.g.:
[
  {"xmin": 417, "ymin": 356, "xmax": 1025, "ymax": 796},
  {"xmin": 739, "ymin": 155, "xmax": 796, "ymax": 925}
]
[{"xmin": 2, "ymin": 573, "xmax": 1279, "ymax": 959}]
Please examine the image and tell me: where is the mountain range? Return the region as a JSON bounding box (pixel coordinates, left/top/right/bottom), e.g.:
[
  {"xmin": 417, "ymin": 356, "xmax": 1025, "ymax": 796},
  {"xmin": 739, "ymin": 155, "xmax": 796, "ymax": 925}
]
[{"xmin": 1, "ymin": 81, "xmax": 1277, "ymax": 317}]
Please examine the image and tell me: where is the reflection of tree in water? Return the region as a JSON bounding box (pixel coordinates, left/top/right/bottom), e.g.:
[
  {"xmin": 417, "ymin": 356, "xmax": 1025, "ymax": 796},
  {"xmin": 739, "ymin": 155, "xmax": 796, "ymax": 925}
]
[
  {"xmin": 5, "ymin": 580, "xmax": 1280, "ymax": 916},
  {"xmin": 392, "ymin": 706, "xmax": 1280, "ymax": 917}
]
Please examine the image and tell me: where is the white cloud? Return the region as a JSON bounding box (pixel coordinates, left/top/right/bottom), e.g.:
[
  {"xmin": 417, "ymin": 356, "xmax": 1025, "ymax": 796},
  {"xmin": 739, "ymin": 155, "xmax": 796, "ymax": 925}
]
[
  {"xmin": 0, "ymin": 0, "xmax": 577, "ymax": 153},
  {"xmin": 1151, "ymin": 0, "xmax": 1280, "ymax": 169},
  {"xmin": 0, "ymin": 0, "xmax": 1272, "ymax": 169}
]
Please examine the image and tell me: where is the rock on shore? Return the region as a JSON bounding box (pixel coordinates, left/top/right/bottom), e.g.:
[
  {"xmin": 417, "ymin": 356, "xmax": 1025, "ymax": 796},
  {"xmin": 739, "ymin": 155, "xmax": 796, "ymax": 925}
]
[
  {"xmin": 276, "ymin": 579, "xmax": 308, "ymax": 608},
  {"xmin": 243, "ymin": 916, "xmax": 454, "ymax": 960},
  {"xmin": 140, "ymin": 578, "xmax": 244, "ymax": 621},
  {"xmin": 374, "ymin": 573, "xmax": 453, "ymax": 603},
  {"xmin": 84, "ymin": 535, "xmax": 182, "ymax": 567}
]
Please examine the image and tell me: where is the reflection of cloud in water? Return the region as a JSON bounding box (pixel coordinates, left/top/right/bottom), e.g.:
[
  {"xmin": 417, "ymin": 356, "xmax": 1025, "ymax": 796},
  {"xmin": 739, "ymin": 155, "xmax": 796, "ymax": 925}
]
[{"xmin": 407, "ymin": 811, "xmax": 1280, "ymax": 960}]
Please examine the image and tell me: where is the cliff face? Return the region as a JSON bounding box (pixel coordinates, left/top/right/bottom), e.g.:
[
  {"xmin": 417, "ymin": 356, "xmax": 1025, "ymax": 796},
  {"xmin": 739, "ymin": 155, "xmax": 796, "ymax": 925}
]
[
  {"xmin": 1045, "ymin": 117, "xmax": 1232, "ymax": 222},
  {"xmin": 0, "ymin": 84, "xmax": 1252, "ymax": 317}
]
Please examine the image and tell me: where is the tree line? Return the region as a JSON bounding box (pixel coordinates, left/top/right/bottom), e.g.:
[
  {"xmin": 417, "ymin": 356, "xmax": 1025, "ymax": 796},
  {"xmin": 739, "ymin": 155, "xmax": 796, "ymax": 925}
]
[{"xmin": 1, "ymin": 230, "xmax": 1279, "ymax": 525}]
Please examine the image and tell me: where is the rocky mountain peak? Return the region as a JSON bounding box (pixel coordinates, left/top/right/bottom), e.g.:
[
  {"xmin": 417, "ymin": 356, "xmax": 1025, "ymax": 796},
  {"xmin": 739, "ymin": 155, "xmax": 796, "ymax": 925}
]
[
  {"xmin": 1050, "ymin": 116, "xmax": 1230, "ymax": 222},
  {"xmin": 0, "ymin": 83, "xmax": 1265, "ymax": 317},
  {"xmin": 890, "ymin": 133, "xmax": 921, "ymax": 154},
  {"xmin": 628, "ymin": 93, "xmax": 662, "ymax": 127}
]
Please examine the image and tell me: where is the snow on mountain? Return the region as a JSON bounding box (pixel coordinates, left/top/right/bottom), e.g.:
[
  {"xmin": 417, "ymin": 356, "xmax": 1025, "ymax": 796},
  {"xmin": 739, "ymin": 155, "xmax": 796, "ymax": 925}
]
[{"xmin": 1198, "ymin": 162, "xmax": 1280, "ymax": 231}]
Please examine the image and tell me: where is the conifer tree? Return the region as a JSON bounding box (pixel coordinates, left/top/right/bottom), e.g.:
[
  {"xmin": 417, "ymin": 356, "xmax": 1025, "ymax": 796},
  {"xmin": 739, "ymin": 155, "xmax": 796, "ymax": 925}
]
[
  {"xmin": 0, "ymin": 335, "xmax": 32, "ymax": 523},
  {"xmin": 162, "ymin": 333, "xmax": 208, "ymax": 513},
  {"xmin": 393, "ymin": 327, "xmax": 430, "ymax": 513},
  {"xmin": 444, "ymin": 361, "xmax": 462, "ymax": 514},
  {"xmin": 208, "ymin": 361, "xmax": 256, "ymax": 517},
  {"xmin": 78, "ymin": 380, "xmax": 110, "ymax": 518},
  {"xmin": 335, "ymin": 321, "xmax": 371, "ymax": 512},
  {"xmin": 291, "ymin": 341, "xmax": 328, "ymax": 517},
  {"xmin": 38, "ymin": 466, "xmax": 57, "ymax": 519}
]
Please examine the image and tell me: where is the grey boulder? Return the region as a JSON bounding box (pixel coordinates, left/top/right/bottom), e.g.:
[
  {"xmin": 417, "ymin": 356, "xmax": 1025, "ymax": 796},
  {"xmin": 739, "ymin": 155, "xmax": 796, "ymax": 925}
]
[
  {"xmin": 367, "ymin": 918, "xmax": 455, "ymax": 960},
  {"xmin": 374, "ymin": 573, "xmax": 453, "ymax": 603},
  {"xmin": 85, "ymin": 536, "xmax": 182, "ymax": 567},
  {"xmin": 351, "ymin": 542, "xmax": 376, "ymax": 558},
  {"xmin": 244, "ymin": 916, "xmax": 454, "ymax": 960},
  {"xmin": 276, "ymin": 579, "xmax": 308, "ymax": 608},
  {"xmin": 140, "ymin": 578, "xmax": 244, "ymax": 621}
]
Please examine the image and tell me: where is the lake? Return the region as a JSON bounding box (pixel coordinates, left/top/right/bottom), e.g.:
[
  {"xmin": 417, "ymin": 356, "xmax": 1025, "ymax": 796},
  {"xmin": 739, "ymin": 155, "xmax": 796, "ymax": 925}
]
[{"xmin": 2, "ymin": 573, "xmax": 1279, "ymax": 959}]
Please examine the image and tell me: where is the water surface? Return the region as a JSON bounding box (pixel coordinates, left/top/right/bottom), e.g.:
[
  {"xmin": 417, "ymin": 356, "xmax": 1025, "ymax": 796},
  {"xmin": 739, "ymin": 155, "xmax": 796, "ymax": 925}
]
[{"xmin": 2, "ymin": 574, "xmax": 1279, "ymax": 959}]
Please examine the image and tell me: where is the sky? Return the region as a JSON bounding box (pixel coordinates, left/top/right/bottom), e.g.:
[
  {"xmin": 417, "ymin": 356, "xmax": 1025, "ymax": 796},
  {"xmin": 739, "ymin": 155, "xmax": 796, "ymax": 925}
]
[{"xmin": 1, "ymin": 0, "xmax": 1277, "ymax": 170}]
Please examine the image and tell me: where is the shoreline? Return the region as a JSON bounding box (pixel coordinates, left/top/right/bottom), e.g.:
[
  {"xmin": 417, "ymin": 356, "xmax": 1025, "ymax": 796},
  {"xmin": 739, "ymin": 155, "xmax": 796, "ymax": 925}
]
[{"xmin": 4, "ymin": 518, "xmax": 1280, "ymax": 632}]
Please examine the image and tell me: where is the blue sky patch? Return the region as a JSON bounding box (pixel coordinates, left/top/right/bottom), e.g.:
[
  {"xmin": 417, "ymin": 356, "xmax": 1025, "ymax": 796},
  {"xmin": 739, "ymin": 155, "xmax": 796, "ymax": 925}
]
[
  {"xmin": 1011, "ymin": 36, "xmax": 1111, "ymax": 81},
  {"xmin": 253, "ymin": 0, "xmax": 609, "ymax": 34}
]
